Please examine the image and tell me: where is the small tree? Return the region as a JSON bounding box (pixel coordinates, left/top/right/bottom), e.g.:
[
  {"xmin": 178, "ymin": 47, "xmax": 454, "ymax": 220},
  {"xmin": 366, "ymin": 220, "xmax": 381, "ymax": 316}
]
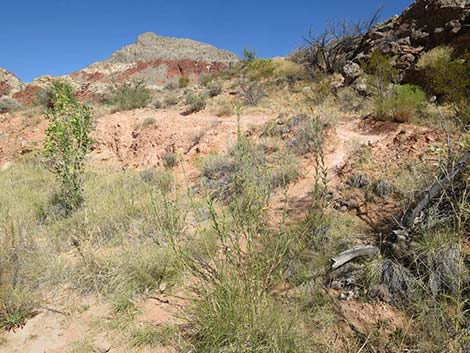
[
  {"xmin": 43, "ymin": 81, "xmax": 93, "ymax": 213},
  {"xmin": 242, "ymin": 47, "xmax": 256, "ymax": 64}
]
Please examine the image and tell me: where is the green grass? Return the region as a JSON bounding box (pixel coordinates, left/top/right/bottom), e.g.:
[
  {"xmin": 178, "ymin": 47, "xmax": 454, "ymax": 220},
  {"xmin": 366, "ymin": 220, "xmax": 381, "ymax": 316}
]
[{"xmin": 129, "ymin": 323, "xmax": 176, "ymax": 348}]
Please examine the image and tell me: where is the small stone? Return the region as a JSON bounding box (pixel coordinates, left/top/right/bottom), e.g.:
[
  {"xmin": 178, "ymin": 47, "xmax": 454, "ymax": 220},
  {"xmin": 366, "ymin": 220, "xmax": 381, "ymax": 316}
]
[
  {"xmin": 331, "ymin": 281, "xmax": 343, "ymax": 290},
  {"xmin": 94, "ymin": 343, "xmax": 111, "ymax": 353}
]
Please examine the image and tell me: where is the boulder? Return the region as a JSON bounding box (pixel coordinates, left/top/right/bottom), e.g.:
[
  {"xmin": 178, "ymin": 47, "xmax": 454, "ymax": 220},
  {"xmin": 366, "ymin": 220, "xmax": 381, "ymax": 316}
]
[{"xmin": 342, "ymin": 62, "xmax": 363, "ymax": 83}]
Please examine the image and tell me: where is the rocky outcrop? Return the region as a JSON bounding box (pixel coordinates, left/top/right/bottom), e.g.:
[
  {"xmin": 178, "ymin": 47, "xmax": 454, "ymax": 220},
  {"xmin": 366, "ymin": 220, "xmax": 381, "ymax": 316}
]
[
  {"xmin": 358, "ymin": 0, "xmax": 470, "ymax": 72},
  {"xmin": 0, "ymin": 69, "xmax": 23, "ymax": 97},
  {"xmin": 295, "ymin": 0, "xmax": 469, "ymax": 80}
]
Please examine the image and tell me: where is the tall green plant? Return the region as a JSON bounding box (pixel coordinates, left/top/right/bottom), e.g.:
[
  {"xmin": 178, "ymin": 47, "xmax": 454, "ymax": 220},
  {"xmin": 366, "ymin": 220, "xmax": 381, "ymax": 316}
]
[{"xmin": 43, "ymin": 81, "xmax": 93, "ymax": 212}]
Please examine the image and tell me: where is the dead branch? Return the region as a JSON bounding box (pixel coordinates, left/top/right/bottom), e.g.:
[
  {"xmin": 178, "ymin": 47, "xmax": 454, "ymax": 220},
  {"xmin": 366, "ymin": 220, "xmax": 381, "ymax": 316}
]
[
  {"xmin": 331, "ymin": 245, "xmax": 379, "ymax": 270},
  {"xmin": 402, "ymin": 151, "xmax": 470, "ymax": 229}
]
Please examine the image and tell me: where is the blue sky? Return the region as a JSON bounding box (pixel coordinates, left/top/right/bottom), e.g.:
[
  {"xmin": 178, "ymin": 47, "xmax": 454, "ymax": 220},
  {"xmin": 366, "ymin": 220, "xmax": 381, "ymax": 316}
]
[{"xmin": 1, "ymin": 0, "xmax": 412, "ymax": 82}]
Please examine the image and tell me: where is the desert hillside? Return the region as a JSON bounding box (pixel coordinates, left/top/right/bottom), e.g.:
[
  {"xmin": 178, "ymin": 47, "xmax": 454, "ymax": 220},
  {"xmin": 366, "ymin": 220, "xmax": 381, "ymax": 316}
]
[{"xmin": 0, "ymin": 0, "xmax": 469, "ymax": 352}]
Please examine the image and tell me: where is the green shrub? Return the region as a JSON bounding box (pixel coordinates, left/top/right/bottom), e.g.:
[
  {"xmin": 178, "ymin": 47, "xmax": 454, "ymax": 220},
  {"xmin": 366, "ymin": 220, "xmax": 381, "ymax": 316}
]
[
  {"xmin": 107, "ymin": 81, "xmax": 152, "ymax": 111},
  {"xmin": 376, "ymin": 84, "xmax": 426, "ymax": 122},
  {"xmin": 43, "ymin": 81, "xmax": 93, "ymax": 212},
  {"xmin": 362, "ymin": 51, "xmax": 399, "ymax": 111},
  {"xmin": 152, "ymin": 99, "xmax": 163, "ymax": 109},
  {"xmin": 162, "ymin": 151, "xmax": 178, "ymax": 169},
  {"xmin": 35, "ymin": 83, "xmax": 75, "ymax": 108},
  {"xmin": 142, "ymin": 117, "xmax": 156, "ymax": 128},
  {"xmin": 417, "ymin": 47, "xmax": 470, "ymax": 123},
  {"xmin": 242, "ymin": 47, "xmax": 256, "ymax": 63},
  {"xmin": 185, "ymin": 92, "xmax": 207, "ymax": 113},
  {"xmin": 416, "ymin": 46, "xmax": 468, "ymax": 101},
  {"xmin": 0, "ymin": 97, "xmax": 20, "ymax": 113},
  {"xmin": 164, "ymin": 94, "xmax": 179, "ymax": 107},
  {"xmin": 207, "ymin": 80, "xmax": 222, "ymax": 97},
  {"xmin": 243, "ymin": 58, "xmax": 275, "ymax": 80},
  {"xmin": 179, "ymin": 76, "xmax": 190, "ymax": 88},
  {"xmin": 362, "ymin": 50, "xmax": 398, "ymax": 88},
  {"xmin": 273, "ymin": 58, "xmax": 308, "ymax": 84}
]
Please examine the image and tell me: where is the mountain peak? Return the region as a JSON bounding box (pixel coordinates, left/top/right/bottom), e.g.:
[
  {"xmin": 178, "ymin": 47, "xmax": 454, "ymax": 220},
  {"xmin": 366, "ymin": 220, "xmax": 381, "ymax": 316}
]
[{"xmin": 108, "ymin": 32, "xmax": 239, "ymax": 64}]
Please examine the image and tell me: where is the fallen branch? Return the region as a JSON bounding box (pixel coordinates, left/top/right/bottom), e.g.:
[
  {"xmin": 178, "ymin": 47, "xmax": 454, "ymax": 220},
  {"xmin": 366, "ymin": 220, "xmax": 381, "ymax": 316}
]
[
  {"xmin": 402, "ymin": 151, "xmax": 470, "ymax": 229},
  {"xmin": 331, "ymin": 245, "xmax": 379, "ymax": 270}
]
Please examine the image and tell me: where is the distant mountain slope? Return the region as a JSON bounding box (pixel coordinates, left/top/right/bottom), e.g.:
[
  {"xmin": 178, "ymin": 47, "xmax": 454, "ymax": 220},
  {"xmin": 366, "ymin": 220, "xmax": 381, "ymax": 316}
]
[{"xmin": 10, "ymin": 32, "xmax": 239, "ymax": 103}]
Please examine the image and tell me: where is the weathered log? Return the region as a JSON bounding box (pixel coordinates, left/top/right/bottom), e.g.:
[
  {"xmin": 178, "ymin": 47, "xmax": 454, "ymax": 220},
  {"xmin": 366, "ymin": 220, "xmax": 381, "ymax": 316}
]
[
  {"xmin": 402, "ymin": 151, "xmax": 470, "ymax": 229},
  {"xmin": 331, "ymin": 245, "xmax": 379, "ymax": 270}
]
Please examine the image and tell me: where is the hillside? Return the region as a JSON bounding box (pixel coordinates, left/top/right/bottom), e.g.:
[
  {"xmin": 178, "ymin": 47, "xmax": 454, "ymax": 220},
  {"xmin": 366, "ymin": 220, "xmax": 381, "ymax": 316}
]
[
  {"xmin": 0, "ymin": 1, "xmax": 469, "ymax": 352},
  {"xmin": 4, "ymin": 32, "xmax": 239, "ymax": 104}
]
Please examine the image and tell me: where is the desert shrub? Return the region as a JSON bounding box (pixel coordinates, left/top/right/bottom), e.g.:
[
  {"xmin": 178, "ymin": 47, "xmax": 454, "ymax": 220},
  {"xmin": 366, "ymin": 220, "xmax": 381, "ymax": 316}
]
[
  {"xmin": 43, "ymin": 81, "xmax": 93, "ymax": 213},
  {"xmin": 272, "ymin": 58, "xmax": 307, "ymax": 84},
  {"xmin": 142, "ymin": 117, "xmax": 156, "ymax": 128},
  {"xmin": 213, "ymin": 98, "xmax": 233, "ymax": 117},
  {"xmin": 242, "ymin": 47, "xmax": 256, "ymax": 63},
  {"xmin": 107, "ymin": 81, "xmax": 152, "ymax": 111},
  {"xmin": 199, "ymin": 74, "xmax": 214, "ymax": 86},
  {"xmin": 0, "ymin": 97, "xmax": 20, "ymax": 113},
  {"xmin": 270, "ymin": 154, "xmax": 300, "ymax": 188},
  {"xmin": 362, "ymin": 50, "xmax": 398, "ymax": 89},
  {"xmin": 240, "ymin": 78, "xmax": 265, "ymax": 106},
  {"xmin": 179, "ymin": 76, "xmax": 190, "ymax": 88},
  {"xmin": 347, "ymin": 173, "xmax": 371, "ymax": 189},
  {"xmin": 376, "ymin": 84, "xmax": 426, "ymax": 122},
  {"xmin": 416, "ymin": 46, "xmax": 469, "ymax": 101},
  {"xmin": 243, "ymin": 58, "xmax": 275, "ymax": 80},
  {"xmin": 152, "ymin": 99, "xmax": 163, "ymax": 109},
  {"xmin": 286, "ymin": 115, "xmax": 325, "ymax": 155},
  {"xmin": 34, "ymin": 86, "xmax": 55, "ymax": 108},
  {"xmin": 162, "ymin": 151, "xmax": 178, "ymax": 169},
  {"xmin": 0, "ymin": 220, "xmax": 38, "ymax": 331},
  {"xmin": 164, "ymin": 94, "xmax": 179, "ymax": 107},
  {"xmin": 182, "ymin": 124, "xmax": 311, "ymax": 352},
  {"xmin": 184, "ymin": 92, "xmax": 207, "ymax": 113},
  {"xmin": 186, "ymin": 278, "xmax": 309, "ymax": 353},
  {"xmin": 70, "ymin": 243, "xmax": 179, "ymax": 306},
  {"xmin": 164, "ymin": 81, "xmax": 178, "ymax": 91},
  {"xmin": 139, "ymin": 168, "xmax": 174, "ymax": 192},
  {"xmin": 206, "ymin": 80, "xmax": 222, "ymax": 97},
  {"xmin": 373, "ymin": 179, "xmax": 394, "ymax": 197},
  {"xmin": 34, "ymin": 82, "xmax": 76, "ymax": 108},
  {"xmin": 362, "ymin": 51, "xmax": 399, "ymax": 113},
  {"xmin": 417, "ymin": 47, "xmax": 470, "ymax": 123},
  {"xmin": 335, "ymin": 87, "xmax": 365, "ymax": 113}
]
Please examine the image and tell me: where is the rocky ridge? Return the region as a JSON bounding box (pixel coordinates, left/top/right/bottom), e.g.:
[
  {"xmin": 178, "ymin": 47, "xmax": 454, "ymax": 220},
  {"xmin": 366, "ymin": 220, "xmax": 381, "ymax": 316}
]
[
  {"xmin": 3, "ymin": 32, "xmax": 239, "ymax": 103},
  {"xmin": 0, "ymin": 68, "xmax": 23, "ymax": 97}
]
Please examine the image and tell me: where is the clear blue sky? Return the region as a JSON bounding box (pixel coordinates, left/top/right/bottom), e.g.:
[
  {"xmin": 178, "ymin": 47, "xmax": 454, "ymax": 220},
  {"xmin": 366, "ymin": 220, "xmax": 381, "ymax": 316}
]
[{"xmin": 1, "ymin": 0, "xmax": 412, "ymax": 82}]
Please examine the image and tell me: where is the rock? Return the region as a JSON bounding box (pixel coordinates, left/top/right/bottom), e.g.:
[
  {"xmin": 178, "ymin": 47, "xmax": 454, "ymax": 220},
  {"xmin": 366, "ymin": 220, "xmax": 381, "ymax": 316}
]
[
  {"xmin": 330, "ymin": 73, "xmax": 345, "ymax": 89},
  {"xmin": 0, "ymin": 68, "xmax": 23, "ymax": 97},
  {"xmin": 446, "ymin": 19, "xmax": 462, "ymax": 33},
  {"xmin": 352, "ymin": 77, "xmax": 369, "ymax": 96},
  {"xmin": 342, "ymin": 62, "xmax": 363, "ymax": 82},
  {"xmin": 331, "ymin": 280, "xmax": 343, "ymax": 290},
  {"xmin": 294, "ymin": 0, "xmax": 470, "ymax": 80},
  {"xmin": 94, "ymin": 343, "xmax": 111, "ymax": 353}
]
